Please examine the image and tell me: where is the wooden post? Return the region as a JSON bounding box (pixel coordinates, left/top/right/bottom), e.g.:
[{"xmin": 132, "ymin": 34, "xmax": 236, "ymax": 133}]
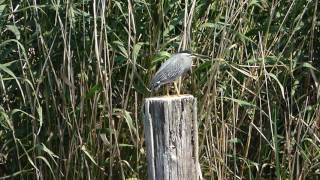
[{"xmin": 144, "ymin": 95, "xmax": 200, "ymax": 180}]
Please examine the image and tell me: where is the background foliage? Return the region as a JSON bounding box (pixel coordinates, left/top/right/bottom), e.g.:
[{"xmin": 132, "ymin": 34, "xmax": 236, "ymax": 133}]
[{"xmin": 0, "ymin": 0, "xmax": 320, "ymax": 179}]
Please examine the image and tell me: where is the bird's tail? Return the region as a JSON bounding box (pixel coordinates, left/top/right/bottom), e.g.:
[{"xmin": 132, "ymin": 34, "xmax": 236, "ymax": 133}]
[{"xmin": 149, "ymin": 81, "xmax": 161, "ymax": 92}]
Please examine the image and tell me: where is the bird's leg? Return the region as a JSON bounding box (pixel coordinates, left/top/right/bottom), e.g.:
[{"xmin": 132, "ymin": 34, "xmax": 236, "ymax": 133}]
[
  {"xmin": 178, "ymin": 77, "xmax": 182, "ymax": 95},
  {"xmin": 174, "ymin": 81, "xmax": 180, "ymax": 95},
  {"xmin": 166, "ymin": 85, "xmax": 170, "ymax": 96}
]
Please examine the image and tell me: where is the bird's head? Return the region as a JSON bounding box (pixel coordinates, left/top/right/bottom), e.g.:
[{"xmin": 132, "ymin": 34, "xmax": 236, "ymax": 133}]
[
  {"xmin": 178, "ymin": 50, "xmax": 197, "ymax": 58},
  {"xmin": 178, "ymin": 50, "xmax": 211, "ymax": 60}
]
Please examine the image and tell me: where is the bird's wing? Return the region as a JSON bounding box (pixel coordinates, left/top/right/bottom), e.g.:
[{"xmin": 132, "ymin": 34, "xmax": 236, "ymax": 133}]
[
  {"xmin": 156, "ymin": 54, "xmax": 179, "ymax": 74},
  {"xmin": 150, "ymin": 53, "xmax": 186, "ymax": 90},
  {"xmin": 152, "ymin": 62, "xmax": 183, "ymax": 84}
]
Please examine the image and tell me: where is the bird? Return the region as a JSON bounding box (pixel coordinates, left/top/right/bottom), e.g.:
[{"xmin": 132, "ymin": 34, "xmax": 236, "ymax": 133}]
[{"xmin": 150, "ymin": 50, "xmax": 195, "ymax": 95}]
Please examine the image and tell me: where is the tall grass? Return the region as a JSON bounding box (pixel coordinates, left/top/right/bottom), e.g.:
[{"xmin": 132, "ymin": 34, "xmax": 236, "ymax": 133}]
[{"xmin": 0, "ymin": 0, "xmax": 319, "ymax": 179}]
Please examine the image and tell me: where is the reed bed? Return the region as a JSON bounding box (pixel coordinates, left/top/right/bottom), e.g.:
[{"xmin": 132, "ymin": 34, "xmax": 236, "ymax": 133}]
[{"xmin": 0, "ymin": 0, "xmax": 319, "ymax": 179}]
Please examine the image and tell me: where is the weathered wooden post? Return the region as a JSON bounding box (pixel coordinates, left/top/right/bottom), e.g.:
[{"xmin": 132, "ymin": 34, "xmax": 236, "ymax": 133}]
[{"xmin": 144, "ymin": 95, "xmax": 200, "ymax": 180}]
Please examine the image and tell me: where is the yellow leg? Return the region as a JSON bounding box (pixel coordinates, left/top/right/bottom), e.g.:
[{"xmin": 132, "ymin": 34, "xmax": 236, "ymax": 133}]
[
  {"xmin": 178, "ymin": 77, "xmax": 182, "ymax": 95},
  {"xmin": 166, "ymin": 85, "xmax": 170, "ymax": 96},
  {"xmin": 174, "ymin": 81, "xmax": 180, "ymax": 95}
]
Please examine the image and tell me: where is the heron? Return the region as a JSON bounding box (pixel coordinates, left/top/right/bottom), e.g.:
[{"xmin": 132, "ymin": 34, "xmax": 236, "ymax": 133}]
[{"xmin": 150, "ymin": 50, "xmax": 196, "ymax": 95}]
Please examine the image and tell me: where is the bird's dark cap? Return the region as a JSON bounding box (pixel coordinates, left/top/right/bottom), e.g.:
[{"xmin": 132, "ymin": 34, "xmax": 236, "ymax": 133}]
[{"xmin": 178, "ymin": 50, "xmax": 192, "ymax": 54}]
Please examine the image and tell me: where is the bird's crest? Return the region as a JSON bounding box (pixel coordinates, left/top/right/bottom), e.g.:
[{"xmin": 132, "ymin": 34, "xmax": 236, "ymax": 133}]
[{"xmin": 178, "ymin": 50, "xmax": 192, "ymax": 54}]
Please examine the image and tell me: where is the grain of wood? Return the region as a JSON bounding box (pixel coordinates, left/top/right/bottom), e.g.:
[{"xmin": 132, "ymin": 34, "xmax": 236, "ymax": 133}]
[{"xmin": 144, "ymin": 95, "xmax": 200, "ymax": 180}]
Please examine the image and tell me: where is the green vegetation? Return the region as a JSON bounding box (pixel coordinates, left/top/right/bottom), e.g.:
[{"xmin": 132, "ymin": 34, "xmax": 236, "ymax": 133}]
[{"xmin": 0, "ymin": 0, "xmax": 319, "ymax": 179}]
